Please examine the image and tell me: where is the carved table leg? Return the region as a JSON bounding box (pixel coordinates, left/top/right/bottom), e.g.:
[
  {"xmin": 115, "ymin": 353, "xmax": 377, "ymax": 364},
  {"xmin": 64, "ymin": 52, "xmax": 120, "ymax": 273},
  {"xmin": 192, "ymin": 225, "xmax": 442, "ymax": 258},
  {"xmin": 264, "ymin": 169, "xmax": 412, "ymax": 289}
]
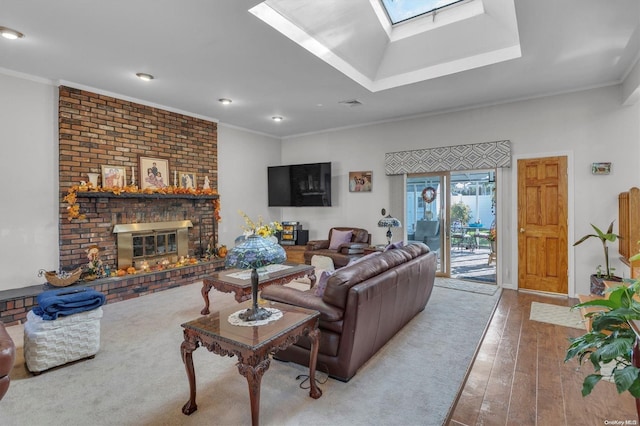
[
  {"xmin": 307, "ymin": 271, "xmax": 317, "ymax": 289},
  {"xmin": 201, "ymin": 282, "xmax": 213, "ymax": 315},
  {"xmin": 307, "ymin": 328, "xmax": 323, "ymax": 399},
  {"xmin": 181, "ymin": 338, "xmax": 199, "ymax": 415},
  {"xmin": 237, "ymin": 357, "xmax": 270, "ymax": 426}
]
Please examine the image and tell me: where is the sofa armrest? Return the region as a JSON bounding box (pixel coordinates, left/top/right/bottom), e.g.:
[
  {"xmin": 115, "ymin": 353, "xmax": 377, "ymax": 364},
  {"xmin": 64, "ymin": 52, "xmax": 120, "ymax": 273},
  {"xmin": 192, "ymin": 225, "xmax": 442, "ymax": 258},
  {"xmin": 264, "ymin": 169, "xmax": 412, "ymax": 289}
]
[
  {"xmin": 307, "ymin": 240, "xmax": 330, "ymax": 250},
  {"xmin": 338, "ymin": 242, "xmax": 367, "ymax": 254},
  {"xmin": 261, "ymin": 286, "xmax": 343, "ymax": 322}
]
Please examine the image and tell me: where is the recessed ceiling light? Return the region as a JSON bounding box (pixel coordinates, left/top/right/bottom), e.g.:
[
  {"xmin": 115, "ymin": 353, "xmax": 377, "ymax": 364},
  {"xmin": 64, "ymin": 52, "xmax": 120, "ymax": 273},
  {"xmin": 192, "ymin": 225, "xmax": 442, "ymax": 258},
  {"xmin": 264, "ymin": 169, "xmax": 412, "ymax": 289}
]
[
  {"xmin": 136, "ymin": 73, "xmax": 154, "ymax": 81},
  {"xmin": 218, "ymin": 98, "xmax": 232, "ymax": 105},
  {"xmin": 0, "ymin": 26, "xmax": 24, "ymax": 40},
  {"xmin": 272, "ymin": 116, "xmax": 284, "ymax": 122}
]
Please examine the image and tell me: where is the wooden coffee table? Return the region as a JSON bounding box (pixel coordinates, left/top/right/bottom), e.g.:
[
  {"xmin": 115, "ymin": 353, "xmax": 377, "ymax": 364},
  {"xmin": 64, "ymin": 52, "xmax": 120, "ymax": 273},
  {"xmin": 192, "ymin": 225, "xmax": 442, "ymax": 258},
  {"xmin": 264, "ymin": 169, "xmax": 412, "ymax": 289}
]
[
  {"xmin": 181, "ymin": 300, "xmax": 322, "ymax": 426},
  {"xmin": 200, "ymin": 262, "xmax": 315, "ymax": 315}
]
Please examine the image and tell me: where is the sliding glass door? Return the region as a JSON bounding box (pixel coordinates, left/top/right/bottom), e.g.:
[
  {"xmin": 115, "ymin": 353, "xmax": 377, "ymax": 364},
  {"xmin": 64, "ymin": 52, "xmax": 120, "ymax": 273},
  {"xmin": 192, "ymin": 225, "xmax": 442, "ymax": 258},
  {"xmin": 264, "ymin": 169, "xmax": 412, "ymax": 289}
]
[
  {"xmin": 406, "ymin": 169, "xmax": 497, "ymax": 283},
  {"xmin": 406, "ymin": 173, "xmax": 449, "ymax": 275}
]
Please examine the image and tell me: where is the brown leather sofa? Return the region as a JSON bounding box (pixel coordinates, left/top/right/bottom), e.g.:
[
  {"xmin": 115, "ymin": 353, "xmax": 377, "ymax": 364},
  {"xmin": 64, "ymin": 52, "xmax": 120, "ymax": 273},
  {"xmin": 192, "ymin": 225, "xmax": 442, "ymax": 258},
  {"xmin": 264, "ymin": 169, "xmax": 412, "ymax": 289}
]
[
  {"xmin": 303, "ymin": 227, "xmax": 371, "ymax": 267},
  {"xmin": 262, "ymin": 242, "xmax": 436, "ymax": 381},
  {"xmin": 0, "ymin": 322, "xmax": 16, "ymax": 401}
]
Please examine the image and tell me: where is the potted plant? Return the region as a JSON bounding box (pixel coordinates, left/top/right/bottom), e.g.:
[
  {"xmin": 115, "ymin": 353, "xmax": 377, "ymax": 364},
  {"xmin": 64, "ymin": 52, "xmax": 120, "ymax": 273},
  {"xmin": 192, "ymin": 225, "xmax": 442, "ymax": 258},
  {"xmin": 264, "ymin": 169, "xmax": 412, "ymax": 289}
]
[
  {"xmin": 565, "ymin": 257, "xmax": 640, "ymax": 419},
  {"xmin": 573, "ymin": 221, "xmax": 622, "ymax": 295}
]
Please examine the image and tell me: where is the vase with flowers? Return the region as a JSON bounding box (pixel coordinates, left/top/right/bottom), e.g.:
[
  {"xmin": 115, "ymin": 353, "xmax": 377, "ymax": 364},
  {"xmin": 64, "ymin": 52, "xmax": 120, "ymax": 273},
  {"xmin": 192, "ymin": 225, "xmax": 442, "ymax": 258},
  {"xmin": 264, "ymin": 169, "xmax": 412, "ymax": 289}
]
[{"xmin": 225, "ymin": 211, "xmax": 286, "ymax": 321}]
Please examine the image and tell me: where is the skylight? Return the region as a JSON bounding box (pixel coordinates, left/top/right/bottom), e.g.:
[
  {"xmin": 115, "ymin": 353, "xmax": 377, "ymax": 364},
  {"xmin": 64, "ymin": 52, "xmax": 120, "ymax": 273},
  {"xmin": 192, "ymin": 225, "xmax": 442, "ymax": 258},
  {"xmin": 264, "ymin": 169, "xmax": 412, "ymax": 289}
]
[{"xmin": 381, "ymin": 0, "xmax": 465, "ymax": 25}]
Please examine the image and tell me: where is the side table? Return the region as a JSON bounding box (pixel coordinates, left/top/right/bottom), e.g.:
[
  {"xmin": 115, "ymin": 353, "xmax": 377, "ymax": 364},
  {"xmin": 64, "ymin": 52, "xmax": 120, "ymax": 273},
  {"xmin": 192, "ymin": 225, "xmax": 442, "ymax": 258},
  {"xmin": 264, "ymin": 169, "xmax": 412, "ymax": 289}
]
[{"xmin": 181, "ymin": 300, "xmax": 322, "ymax": 426}]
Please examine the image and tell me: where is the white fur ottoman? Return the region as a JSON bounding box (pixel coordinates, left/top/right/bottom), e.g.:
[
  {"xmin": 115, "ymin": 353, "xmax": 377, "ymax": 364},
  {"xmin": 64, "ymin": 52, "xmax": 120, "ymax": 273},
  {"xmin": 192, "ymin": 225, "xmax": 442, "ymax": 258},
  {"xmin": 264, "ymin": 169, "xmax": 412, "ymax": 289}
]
[{"xmin": 24, "ymin": 308, "xmax": 103, "ymax": 374}]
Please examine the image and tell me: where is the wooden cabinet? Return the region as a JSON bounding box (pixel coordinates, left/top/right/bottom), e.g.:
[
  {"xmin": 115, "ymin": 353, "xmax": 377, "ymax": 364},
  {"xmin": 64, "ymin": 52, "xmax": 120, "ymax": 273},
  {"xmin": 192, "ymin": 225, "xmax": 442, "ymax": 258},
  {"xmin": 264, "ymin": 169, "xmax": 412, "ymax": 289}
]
[{"xmin": 282, "ymin": 245, "xmax": 307, "ymax": 264}]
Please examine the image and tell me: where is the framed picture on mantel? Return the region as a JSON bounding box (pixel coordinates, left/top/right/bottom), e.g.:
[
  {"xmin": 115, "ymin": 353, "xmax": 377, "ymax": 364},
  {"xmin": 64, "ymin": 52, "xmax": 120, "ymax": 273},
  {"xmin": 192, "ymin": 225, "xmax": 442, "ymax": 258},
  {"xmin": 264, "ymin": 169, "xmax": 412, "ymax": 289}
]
[
  {"xmin": 140, "ymin": 156, "xmax": 169, "ymax": 190},
  {"xmin": 101, "ymin": 165, "xmax": 126, "ymax": 189},
  {"xmin": 179, "ymin": 171, "xmax": 197, "ymax": 189}
]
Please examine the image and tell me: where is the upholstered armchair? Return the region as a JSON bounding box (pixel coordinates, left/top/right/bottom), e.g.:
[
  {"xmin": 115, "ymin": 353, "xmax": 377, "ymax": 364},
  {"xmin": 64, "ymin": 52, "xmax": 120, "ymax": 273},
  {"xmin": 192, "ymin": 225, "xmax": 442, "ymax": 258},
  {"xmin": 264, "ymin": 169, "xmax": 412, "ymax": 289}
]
[
  {"xmin": 303, "ymin": 227, "xmax": 371, "ymax": 267},
  {"xmin": 414, "ymin": 220, "xmax": 440, "ymax": 252},
  {"xmin": 0, "ymin": 322, "xmax": 16, "ymax": 401}
]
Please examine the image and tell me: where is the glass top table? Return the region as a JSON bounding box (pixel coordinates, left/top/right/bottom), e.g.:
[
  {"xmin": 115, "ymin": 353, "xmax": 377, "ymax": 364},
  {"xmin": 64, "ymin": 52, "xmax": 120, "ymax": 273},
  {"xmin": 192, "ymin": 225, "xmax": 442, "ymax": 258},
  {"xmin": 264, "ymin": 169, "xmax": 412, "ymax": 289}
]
[
  {"xmin": 181, "ymin": 300, "xmax": 322, "ymax": 425},
  {"xmin": 200, "ymin": 262, "xmax": 315, "ymax": 315}
]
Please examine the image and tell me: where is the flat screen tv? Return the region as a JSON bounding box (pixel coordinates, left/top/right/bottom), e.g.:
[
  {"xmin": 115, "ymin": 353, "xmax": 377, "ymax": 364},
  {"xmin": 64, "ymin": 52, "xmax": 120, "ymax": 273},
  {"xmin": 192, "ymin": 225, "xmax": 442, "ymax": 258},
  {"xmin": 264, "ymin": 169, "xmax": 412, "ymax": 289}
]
[{"xmin": 268, "ymin": 162, "xmax": 332, "ymax": 207}]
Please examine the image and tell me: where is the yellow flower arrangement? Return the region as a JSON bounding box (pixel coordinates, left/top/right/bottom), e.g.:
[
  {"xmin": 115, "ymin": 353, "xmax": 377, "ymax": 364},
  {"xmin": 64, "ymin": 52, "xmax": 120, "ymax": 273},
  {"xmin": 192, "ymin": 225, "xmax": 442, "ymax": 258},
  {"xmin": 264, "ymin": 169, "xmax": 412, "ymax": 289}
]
[{"xmin": 239, "ymin": 210, "xmax": 282, "ymax": 238}]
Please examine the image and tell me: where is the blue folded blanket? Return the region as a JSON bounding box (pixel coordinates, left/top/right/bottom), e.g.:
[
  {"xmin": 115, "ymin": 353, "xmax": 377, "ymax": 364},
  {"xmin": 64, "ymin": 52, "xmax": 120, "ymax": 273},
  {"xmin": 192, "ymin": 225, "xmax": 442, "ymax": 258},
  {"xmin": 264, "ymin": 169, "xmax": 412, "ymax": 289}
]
[{"xmin": 32, "ymin": 287, "xmax": 106, "ymax": 320}]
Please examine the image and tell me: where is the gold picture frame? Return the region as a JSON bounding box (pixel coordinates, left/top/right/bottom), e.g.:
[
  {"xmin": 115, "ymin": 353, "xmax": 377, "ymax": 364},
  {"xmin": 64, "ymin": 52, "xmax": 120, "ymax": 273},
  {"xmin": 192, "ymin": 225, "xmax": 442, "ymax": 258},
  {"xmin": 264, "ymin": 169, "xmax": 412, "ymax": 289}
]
[
  {"xmin": 179, "ymin": 171, "xmax": 197, "ymax": 189},
  {"xmin": 349, "ymin": 171, "xmax": 372, "ymax": 192},
  {"xmin": 101, "ymin": 165, "xmax": 127, "ymax": 189},
  {"xmin": 139, "ymin": 156, "xmax": 169, "ymax": 189}
]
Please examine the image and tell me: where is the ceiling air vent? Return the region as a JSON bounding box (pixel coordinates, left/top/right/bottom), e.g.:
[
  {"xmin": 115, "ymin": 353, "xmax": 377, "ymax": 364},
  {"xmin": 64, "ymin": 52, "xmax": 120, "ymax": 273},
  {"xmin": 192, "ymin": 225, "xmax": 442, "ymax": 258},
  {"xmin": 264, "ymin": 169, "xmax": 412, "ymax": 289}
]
[{"xmin": 338, "ymin": 99, "xmax": 363, "ymax": 107}]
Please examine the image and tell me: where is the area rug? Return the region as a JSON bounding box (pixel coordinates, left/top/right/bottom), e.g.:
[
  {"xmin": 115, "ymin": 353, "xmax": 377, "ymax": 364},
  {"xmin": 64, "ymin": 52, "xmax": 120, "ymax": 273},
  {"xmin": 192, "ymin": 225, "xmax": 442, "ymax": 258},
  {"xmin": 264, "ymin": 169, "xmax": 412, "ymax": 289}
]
[
  {"xmin": 529, "ymin": 301, "xmax": 586, "ymax": 330},
  {"xmin": 3, "ymin": 280, "xmax": 501, "ymax": 426},
  {"xmin": 435, "ymin": 277, "xmax": 499, "ymax": 295}
]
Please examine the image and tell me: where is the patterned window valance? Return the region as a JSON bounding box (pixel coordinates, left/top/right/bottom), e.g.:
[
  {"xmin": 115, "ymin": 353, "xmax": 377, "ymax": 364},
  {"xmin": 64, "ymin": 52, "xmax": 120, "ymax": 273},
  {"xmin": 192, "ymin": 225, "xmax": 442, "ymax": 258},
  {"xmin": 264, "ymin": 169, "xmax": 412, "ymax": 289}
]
[{"xmin": 385, "ymin": 140, "xmax": 511, "ymax": 175}]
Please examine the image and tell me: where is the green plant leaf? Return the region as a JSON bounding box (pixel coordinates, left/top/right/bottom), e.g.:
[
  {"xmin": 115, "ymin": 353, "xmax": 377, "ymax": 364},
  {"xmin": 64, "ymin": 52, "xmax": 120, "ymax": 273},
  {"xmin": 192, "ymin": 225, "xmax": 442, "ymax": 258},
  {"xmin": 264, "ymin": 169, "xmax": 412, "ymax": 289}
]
[
  {"xmin": 582, "ymin": 374, "xmax": 602, "ymax": 396},
  {"xmin": 628, "ymin": 375, "xmax": 640, "ymax": 398},
  {"xmin": 594, "ymin": 337, "xmax": 635, "ymax": 362},
  {"xmin": 613, "ymin": 365, "xmax": 640, "ymax": 393}
]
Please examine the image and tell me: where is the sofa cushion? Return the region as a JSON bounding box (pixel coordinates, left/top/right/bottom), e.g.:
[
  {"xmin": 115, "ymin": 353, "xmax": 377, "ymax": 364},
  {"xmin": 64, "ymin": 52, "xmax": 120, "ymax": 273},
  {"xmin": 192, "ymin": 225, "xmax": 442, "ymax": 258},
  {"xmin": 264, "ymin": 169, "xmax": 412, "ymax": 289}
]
[
  {"xmin": 329, "ymin": 229, "xmax": 352, "ymax": 250},
  {"xmin": 323, "ymin": 242, "xmax": 430, "ymax": 309}
]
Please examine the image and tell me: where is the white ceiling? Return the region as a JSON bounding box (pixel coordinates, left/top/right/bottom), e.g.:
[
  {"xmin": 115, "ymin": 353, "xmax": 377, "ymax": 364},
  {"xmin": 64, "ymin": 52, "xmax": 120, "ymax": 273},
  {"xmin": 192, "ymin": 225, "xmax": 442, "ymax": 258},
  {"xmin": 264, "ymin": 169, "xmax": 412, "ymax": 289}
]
[{"xmin": 1, "ymin": 0, "xmax": 638, "ymax": 138}]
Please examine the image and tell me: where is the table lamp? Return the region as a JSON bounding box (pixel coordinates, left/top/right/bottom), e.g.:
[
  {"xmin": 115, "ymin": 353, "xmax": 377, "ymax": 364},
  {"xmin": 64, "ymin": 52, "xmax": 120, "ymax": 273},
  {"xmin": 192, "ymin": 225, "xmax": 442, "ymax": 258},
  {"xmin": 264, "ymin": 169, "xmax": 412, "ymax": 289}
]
[
  {"xmin": 378, "ymin": 214, "xmax": 402, "ymax": 246},
  {"xmin": 224, "ymin": 235, "xmax": 286, "ymax": 321}
]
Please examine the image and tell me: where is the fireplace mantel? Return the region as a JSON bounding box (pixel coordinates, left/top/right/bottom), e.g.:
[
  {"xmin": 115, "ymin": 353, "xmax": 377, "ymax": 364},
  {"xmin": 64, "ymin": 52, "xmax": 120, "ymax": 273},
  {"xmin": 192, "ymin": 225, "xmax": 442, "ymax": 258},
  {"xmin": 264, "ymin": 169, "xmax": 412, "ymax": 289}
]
[{"xmin": 75, "ymin": 191, "xmax": 219, "ymax": 200}]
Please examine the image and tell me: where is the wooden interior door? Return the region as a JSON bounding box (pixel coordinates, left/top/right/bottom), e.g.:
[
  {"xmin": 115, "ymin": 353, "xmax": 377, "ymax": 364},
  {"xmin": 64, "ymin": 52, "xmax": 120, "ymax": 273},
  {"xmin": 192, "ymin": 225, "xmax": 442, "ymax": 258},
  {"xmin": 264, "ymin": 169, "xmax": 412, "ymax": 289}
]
[{"xmin": 517, "ymin": 156, "xmax": 568, "ymax": 294}]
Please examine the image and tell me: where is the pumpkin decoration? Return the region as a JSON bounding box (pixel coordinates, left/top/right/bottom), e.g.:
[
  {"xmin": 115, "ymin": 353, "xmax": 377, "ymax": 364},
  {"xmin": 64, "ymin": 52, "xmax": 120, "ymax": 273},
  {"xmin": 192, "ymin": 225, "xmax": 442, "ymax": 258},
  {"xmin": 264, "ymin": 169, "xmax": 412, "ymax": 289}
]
[
  {"xmin": 126, "ymin": 266, "xmax": 137, "ymax": 275},
  {"xmin": 217, "ymin": 245, "xmax": 228, "ymax": 258}
]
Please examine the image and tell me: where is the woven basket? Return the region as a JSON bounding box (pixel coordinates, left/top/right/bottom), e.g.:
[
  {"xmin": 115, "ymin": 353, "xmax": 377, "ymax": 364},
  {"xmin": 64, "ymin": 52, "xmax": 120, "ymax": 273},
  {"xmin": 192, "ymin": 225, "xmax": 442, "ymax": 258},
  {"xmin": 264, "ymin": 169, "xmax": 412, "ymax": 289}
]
[{"xmin": 38, "ymin": 267, "xmax": 83, "ymax": 287}]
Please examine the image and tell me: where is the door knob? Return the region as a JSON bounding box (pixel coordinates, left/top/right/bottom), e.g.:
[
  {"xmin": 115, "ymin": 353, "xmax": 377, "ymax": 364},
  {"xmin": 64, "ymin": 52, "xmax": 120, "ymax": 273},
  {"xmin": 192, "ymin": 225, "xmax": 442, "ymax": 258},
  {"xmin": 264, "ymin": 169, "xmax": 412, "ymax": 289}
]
[{"xmin": 520, "ymin": 228, "xmax": 525, "ymax": 233}]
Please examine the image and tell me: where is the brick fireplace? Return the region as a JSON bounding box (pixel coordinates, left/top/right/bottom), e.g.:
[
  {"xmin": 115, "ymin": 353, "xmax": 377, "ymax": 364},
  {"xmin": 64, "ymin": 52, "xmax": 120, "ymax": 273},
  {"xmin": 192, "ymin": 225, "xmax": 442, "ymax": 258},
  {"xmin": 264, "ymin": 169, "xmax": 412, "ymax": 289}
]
[{"xmin": 0, "ymin": 87, "xmax": 225, "ymax": 325}]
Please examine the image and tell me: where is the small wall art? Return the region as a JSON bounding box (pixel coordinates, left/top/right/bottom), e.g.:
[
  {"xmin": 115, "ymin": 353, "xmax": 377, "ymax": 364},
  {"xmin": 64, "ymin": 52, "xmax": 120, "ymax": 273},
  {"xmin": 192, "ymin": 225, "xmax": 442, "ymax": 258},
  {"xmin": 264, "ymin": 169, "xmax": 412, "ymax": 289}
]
[
  {"xmin": 591, "ymin": 162, "xmax": 611, "ymax": 175},
  {"xmin": 179, "ymin": 171, "xmax": 197, "ymax": 189},
  {"xmin": 139, "ymin": 156, "xmax": 169, "ymax": 189},
  {"xmin": 101, "ymin": 165, "xmax": 127, "ymax": 189},
  {"xmin": 349, "ymin": 171, "xmax": 372, "ymax": 192}
]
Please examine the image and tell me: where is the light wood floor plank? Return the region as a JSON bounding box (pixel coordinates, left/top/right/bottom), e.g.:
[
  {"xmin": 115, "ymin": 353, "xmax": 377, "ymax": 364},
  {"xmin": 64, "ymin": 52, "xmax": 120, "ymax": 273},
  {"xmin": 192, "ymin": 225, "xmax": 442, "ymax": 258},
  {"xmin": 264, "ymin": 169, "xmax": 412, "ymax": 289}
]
[{"xmin": 448, "ymin": 289, "xmax": 639, "ymax": 426}]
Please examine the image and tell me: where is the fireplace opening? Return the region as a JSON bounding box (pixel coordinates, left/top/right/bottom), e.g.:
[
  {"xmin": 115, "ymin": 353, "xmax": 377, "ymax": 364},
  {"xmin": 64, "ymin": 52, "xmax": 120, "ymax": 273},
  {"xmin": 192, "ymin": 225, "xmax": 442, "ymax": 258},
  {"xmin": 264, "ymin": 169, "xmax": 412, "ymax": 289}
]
[
  {"xmin": 113, "ymin": 220, "xmax": 193, "ymax": 269},
  {"xmin": 133, "ymin": 232, "xmax": 177, "ymax": 260}
]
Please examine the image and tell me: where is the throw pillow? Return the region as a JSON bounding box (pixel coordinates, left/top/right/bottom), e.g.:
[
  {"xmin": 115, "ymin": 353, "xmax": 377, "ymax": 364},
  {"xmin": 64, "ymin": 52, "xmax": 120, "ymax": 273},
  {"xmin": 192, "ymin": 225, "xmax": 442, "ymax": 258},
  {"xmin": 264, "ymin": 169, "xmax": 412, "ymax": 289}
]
[
  {"xmin": 311, "ymin": 255, "xmax": 335, "ymax": 272},
  {"xmin": 328, "ymin": 229, "xmax": 353, "ymax": 250},
  {"xmin": 384, "ymin": 240, "xmax": 405, "ymax": 251},
  {"xmin": 313, "ymin": 269, "xmax": 334, "ymax": 297}
]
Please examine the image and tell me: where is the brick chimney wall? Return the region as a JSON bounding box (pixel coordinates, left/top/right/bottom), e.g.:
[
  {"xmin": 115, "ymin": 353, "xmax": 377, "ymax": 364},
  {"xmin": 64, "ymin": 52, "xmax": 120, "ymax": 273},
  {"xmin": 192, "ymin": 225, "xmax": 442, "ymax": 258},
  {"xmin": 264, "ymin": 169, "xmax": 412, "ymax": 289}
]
[{"xmin": 58, "ymin": 86, "xmax": 219, "ymax": 270}]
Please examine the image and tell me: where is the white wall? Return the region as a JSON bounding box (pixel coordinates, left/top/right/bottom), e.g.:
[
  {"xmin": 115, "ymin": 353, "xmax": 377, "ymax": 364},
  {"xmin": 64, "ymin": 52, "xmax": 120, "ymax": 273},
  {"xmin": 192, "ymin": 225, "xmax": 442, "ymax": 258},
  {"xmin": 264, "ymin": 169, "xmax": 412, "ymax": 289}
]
[
  {"xmin": 217, "ymin": 125, "xmax": 281, "ymax": 248},
  {"xmin": 281, "ymin": 85, "xmax": 640, "ymax": 296},
  {"xmin": 0, "ymin": 73, "xmax": 58, "ymax": 291},
  {"xmin": 1, "ymin": 71, "xmax": 639, "ymax": 297}
]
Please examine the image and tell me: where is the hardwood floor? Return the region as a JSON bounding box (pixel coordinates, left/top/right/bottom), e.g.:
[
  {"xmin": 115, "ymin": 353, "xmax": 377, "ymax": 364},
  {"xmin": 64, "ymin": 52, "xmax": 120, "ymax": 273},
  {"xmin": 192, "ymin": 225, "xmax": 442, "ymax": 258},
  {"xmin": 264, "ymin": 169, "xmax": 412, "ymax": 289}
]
[{"xmin": 447, "ymin": 289, "xmax": 638, "ymax": 426}]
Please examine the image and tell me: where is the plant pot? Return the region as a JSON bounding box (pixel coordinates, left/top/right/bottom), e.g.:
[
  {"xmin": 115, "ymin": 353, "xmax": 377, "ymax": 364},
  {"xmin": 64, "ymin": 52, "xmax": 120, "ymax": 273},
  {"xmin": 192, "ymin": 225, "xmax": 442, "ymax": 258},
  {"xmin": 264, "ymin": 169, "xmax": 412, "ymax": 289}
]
[{"xmin": 590, "ymin": 274, "xmax": 623, "ymax": 296}]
